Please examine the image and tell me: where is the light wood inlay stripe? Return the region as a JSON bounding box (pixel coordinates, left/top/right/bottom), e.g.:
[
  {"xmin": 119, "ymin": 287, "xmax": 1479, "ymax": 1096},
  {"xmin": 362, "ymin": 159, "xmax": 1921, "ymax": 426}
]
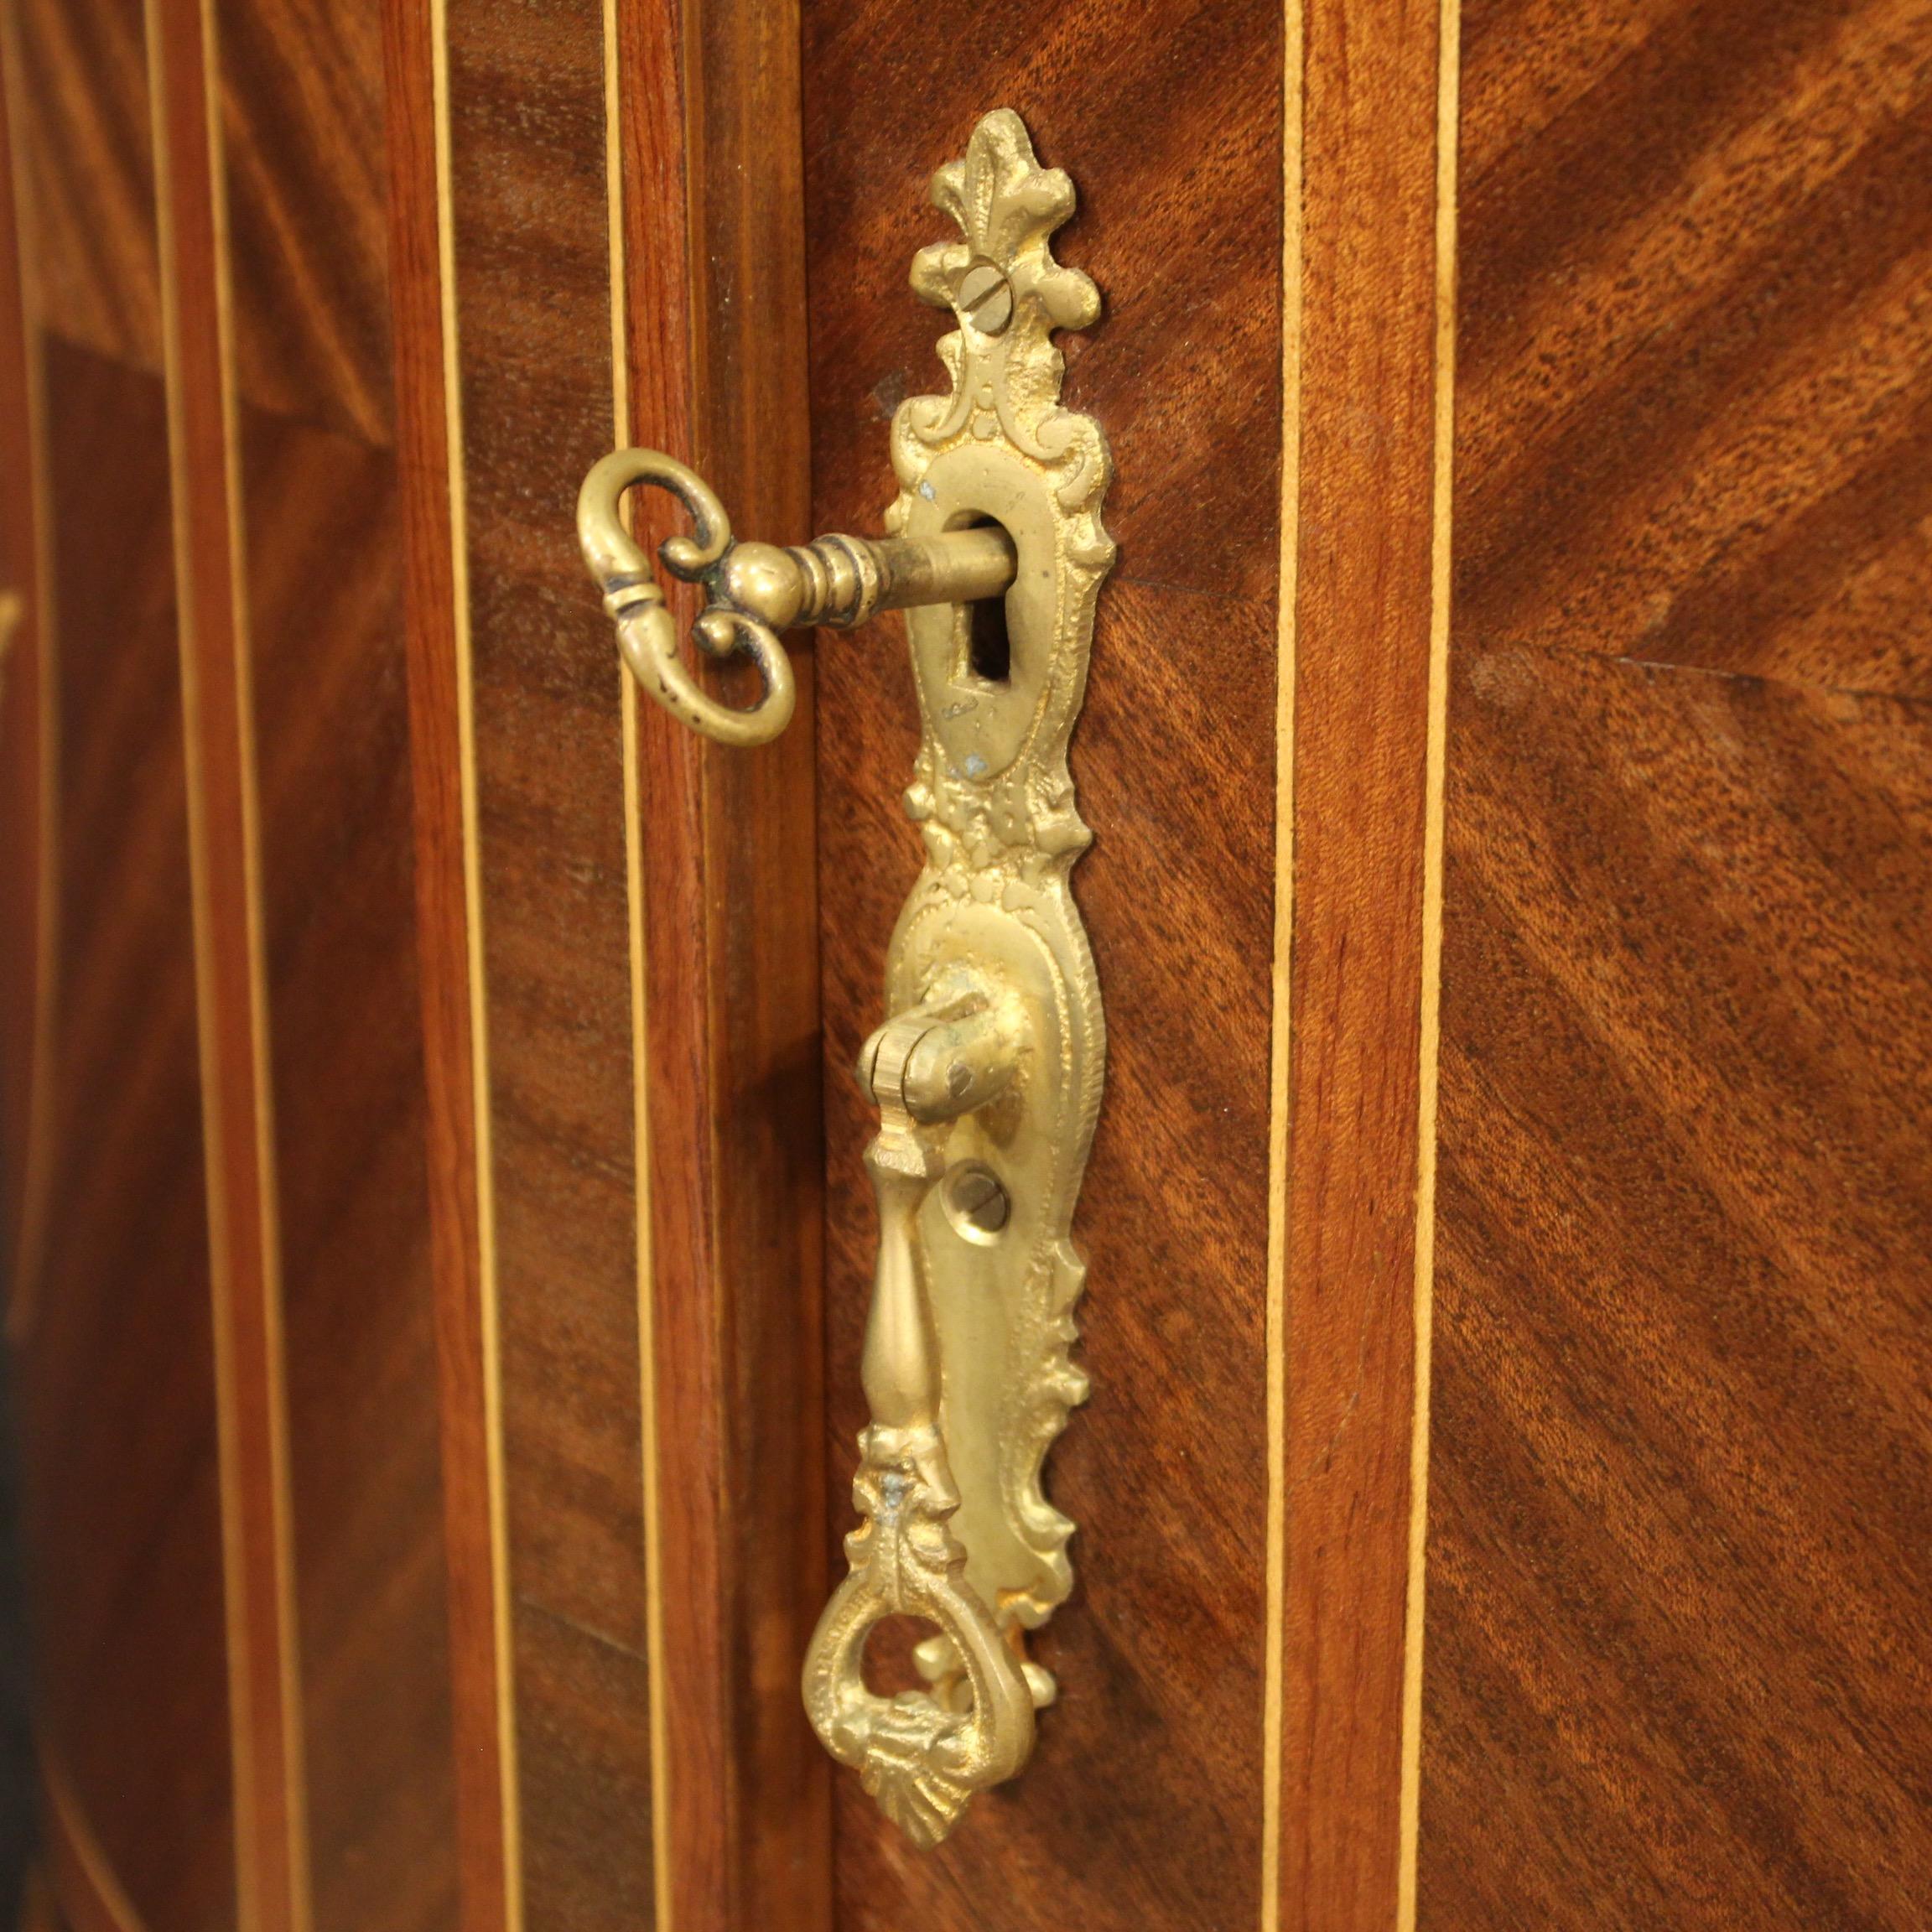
[
  {"xmin": 144, "ymin": 0, "xmax": 309, "ymax": 1922},
  {"xmin": 1261, "ymin": 0, "xmax": 1307, "ymax": 1922},
  {"xmin": 380, "ymin": 0, "xmax": 517, "ymax": 1917},
  {"xmin": 601, "ymin": 4, "xmax": 674, "ymax": 1926},
  {"xmin": 427, "ymin": 0, "xmax": 522, "ymax": 1920},
  {"xmin": 1271, "ymin": 0, "xmax": 1456, "ymax": 1919},
  {"xmin": 615, "ymin": 3, "xmax": 825, "ymax": 1920},
  {"xmin": 1395, "ymin": 0, "xmax": 1460, "ymax": 1922}
]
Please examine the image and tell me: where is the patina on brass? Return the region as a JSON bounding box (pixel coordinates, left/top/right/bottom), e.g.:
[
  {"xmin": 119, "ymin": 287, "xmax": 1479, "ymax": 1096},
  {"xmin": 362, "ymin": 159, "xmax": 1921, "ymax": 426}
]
[{"xmin": 577, "ymin": 107, "xmax": 1112, "ymax": 1848}]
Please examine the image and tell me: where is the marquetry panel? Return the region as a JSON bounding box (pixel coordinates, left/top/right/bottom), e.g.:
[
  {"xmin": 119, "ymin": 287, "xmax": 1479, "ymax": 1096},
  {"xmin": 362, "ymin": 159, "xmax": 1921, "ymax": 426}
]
[
  {"xmin": 1456, "ymin": 0, "xmax": 1932, "ymax": 699},
  {"xmin": 1421, "ymin": 642, "xmax": 1932, "ymax": 1927},
  {"xmin": 1426, "ymin": 3, "xmax": 1932, "ymax": 1921},
  {"xmin": 802, "ymin": 7, "xmax": 1281, "ymax": 1925}
]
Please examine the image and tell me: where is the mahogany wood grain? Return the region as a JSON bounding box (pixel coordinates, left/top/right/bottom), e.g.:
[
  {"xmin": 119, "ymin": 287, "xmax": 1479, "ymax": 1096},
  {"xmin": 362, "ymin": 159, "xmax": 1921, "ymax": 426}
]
[
  {"xmin": 382, "ymin": 0, "xmax": 511, "ymax": 1921},
  {"xmin": 1421, "ymin": 643, "xmax": 1932, "ymax": 1928},
  {"xmin": 28, "ymin": 336, "xmax": 232, "ymax": 1932},
  {"xmin": 1275, "ymin": 3, "xmax": 1447, "ymax": 1925},
  {"xmin": 1455, "ymin": 0, "xmax": 1932, "ymax": 701},
  {"xmin": 801, "ymin": 8, "xmax": 1281, "ymax": 1926},
  {"xmin": 9, "ymin": 0, "xmax": 160, "ymax": 369},
  {"xmin": 214, "ymin": 1, "xmax": 457, "ymax": 1924},
  {"xmin": 512, "ymin": 1603, "xmax": 655, "ymax": 1931},
  {"xmin": 238, "ymin": 402, "xmax": 456, "ymax": 1932},
  {"xmin": 7, "ymin": 6, "xmax": 235, "ymax": 1920},
  {"xmin": 616, "ymin": 1, "xmax": 828, "ymax": 1927},
  {"xmin": 148, "ymin": 0, "xmax": 305, "ymax": 1920},
  {"xmin": 218, "ymin": 0, "xmax": 390, "ymax": 444},
  {"xmin": 443, "ymin": 3, "xmax": 652, "ymax": 1924},
  {"xmin": 1423, "ymin": 3, "xmax": 1932, "ymax": 1919}
]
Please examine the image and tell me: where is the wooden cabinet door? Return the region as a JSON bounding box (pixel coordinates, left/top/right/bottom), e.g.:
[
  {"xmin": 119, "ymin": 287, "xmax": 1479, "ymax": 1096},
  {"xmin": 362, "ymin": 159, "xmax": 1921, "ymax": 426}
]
[{"xmin": 1, "ymin": 3, "xmax": 1929, "ymax": 1932}]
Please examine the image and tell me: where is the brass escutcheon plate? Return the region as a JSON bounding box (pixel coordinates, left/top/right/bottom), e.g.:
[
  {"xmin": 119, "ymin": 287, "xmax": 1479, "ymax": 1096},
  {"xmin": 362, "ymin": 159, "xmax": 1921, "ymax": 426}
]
[{"xmin": 802, "ymin": 106, "xmax": 1112, "ymax": 1849}]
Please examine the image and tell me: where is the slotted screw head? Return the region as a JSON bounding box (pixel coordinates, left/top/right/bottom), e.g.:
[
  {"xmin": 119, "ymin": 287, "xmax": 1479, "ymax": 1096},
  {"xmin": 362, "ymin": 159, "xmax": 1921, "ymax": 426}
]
[
  {"xmin": 945, "ymin": 1163, "xmax": 1010, "ymax": 1236},
  {"xmin": 958, "ymin": 262, "xmax": 1014, "ymax": 336}
]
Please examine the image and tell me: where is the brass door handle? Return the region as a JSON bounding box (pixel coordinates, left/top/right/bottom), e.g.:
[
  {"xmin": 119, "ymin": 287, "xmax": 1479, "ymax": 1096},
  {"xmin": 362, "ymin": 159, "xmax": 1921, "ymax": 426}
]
[
  {"xmin": 802, "ymin": 988, "xmax": 1040, "ymax": 1845},
  {"xmin": 576, "ymin": 449, "xmax": 1015, "ymax": 746},
  {"xmin": 582, "ymin": 110, "xmax": 1113, "ymax": 1847}
]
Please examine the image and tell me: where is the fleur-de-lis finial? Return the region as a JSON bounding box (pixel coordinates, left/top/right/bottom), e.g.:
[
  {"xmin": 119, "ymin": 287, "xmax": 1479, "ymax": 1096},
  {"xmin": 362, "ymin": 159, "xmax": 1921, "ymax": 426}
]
[{"xmin": 911, "ymin": 109, "xmax": 1099, "ymax": 339}]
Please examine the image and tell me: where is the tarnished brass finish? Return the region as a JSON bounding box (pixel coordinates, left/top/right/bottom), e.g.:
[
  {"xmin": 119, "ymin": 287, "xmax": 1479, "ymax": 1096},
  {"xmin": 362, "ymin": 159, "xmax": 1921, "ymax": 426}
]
[
  {"xmin": 797, "ymin": 108, "xmax": 1112, "ymax": 1847},
  {"xmin": 575, "ymin": 450, "xmax": 1015, "ymax": 746}
]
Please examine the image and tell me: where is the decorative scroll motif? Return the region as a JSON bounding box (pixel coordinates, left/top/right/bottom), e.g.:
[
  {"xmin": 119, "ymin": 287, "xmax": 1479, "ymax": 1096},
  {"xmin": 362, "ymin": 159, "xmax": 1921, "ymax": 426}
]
[
  {"xmin": 802, "ymin": 1418, "xmax": 1031, "ymax": 1848},
  {"xmin": 889, "ymin": 106, "xmax": 1115, "ymax": 875},
  {"xmin": 802, "ymin": 108, "xmax": 1112, "ymax": 1849}
]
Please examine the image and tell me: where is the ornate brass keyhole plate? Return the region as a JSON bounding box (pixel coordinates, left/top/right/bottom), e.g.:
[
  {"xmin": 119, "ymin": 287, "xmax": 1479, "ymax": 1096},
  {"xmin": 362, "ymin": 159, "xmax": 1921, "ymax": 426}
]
[
  {"xmin": 578, "ymin": 106, "xmax": 1112, "ymax": 1851},
  {"xmin": 798, "ymin": 108, "xmax": 1112, "ymax": 1848}
]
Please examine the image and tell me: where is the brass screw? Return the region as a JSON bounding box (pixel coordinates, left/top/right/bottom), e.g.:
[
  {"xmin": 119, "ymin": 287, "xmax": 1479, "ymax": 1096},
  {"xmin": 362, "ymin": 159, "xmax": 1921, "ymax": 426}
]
[
  {"xmin": 945, "ymin": 1162, "xmax": 1010, "ymax": 1237},
  {"xmin": 958, "ymin": 262, "xmax": 1013, "ymax": 336}
]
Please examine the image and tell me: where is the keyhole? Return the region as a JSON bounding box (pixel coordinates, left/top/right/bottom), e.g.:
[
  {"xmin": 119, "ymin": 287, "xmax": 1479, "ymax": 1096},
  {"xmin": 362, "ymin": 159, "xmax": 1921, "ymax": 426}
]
[
  {"xmin": 952, "ymin": 513, "xmax": 1014, "ymax": 685},
  {"xmin": 969, "ymin": 589, "xmax": 1010, "ymax": 684}
]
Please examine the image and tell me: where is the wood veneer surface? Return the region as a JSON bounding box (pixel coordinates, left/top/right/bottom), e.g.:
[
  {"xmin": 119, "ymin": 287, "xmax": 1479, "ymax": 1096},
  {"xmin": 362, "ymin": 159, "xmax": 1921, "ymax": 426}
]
[
  {"xmin": 8, "ymin": 3, "xmax": 232, "ymax": 1919},
  {"xmin": 1456, "ymin": 0, "xmax": 1932, "ymax": 700},
  {"xmin": 1421, "ymin": 645, "xmax": 1932, "ymax": 1928},
  {"xmin": 220, "ymin": 0, "xmax": 390, "ymax": 444},
  {"xmin": 10, "ymin": 0, "xmax": 159, "ymax": 369},
  {"xmin": 615, "ymin": 0, "xmax": 829, "ymax": 1924},
  {"xmin": 383, "ymin": 0, "xmax": 511, "ymax": 1914},
  {"xmin": 27, "ymin": 337, "xmax": 235, "ymax": 1932},
  {"xmin": 0, "ymin": 0, "xmax": 43, "ymax": 1291},
  {"xmin": 241, "ymin": 400, "xmax": 456, "ymax": 1932},
  {"xmin": 1275, "ymin": 0, "xmax": 1448, "ymax": 1923},
  {"xmin": 444, "ymin": 3, "xmax": 654, "ymax": 1922},
  {"xmin": 802, "ymin": 8, "xmax": 1281, "ymax": 1926},
  {"xmin": 1425, "ymin": 0, "xmax": 1932, "ymax": 1920},
  {"xmin": 216, "ymin": 3, "xmax": 457, "ymax": 1925},
  {"xmin": 147, "ymin": 0, "xmax": 309, "ymax": 1908}
]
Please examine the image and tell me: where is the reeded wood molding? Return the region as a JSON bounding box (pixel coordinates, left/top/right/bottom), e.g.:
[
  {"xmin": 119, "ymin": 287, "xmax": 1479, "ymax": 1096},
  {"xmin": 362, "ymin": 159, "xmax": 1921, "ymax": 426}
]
[
  {"xmin": 143, "ymin": 1, "xmax": 309, "ymax": 1926},
  {"xmin": 614, "ymin": 0, "xmax": 830, "ymax": 1926},
  {"xmin": 381, "ymin": 0, "xmax": 517, "ymax": 1927}
]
